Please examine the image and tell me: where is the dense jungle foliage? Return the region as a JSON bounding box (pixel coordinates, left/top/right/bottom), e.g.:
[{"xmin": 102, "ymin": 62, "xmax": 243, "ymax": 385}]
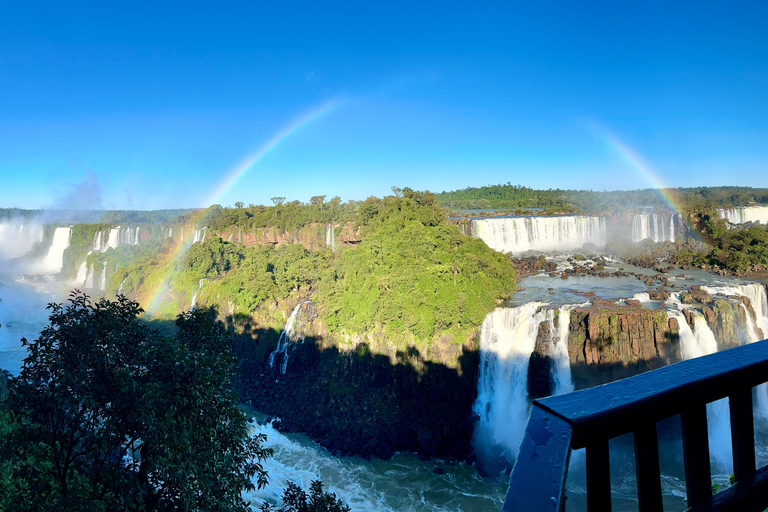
[
  {"xmin": 84, "ymin": 190, "xmax": 517, "ymax": 348},
  {"xmin": 437, "ymin": 184, "xmax": 768, "ymax": 214}
]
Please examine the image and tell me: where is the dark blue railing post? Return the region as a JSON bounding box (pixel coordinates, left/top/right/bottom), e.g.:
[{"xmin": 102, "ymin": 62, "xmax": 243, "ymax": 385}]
[{"xmin": 503, "ymin": 406, "xmax": 572, "ymax": 512}]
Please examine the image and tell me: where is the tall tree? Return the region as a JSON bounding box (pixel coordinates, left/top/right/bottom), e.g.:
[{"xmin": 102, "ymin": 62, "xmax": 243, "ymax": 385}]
[{"xmin": 2, "ymin": 292, "xmax": 269, "ymax": 511}]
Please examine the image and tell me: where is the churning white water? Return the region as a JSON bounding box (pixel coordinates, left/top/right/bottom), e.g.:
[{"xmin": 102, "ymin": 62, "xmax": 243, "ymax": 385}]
[
  {"xmin": 243, "ymin": 418, "xmax": 506, "ymax": 511},
  {"xmin": 470, "ymin": 216, "xmax": 606, "ymax": 254},
  {"xmin": 717, "ymin": 206, "xmax": 768, "ymax": 226},
  {"xmin": 631, "ymin": 213, "xmax": 675, "ymax": 243},
  {"xmin": 472, "ymin": 303, "xmax": 574, "ymax": 464}
]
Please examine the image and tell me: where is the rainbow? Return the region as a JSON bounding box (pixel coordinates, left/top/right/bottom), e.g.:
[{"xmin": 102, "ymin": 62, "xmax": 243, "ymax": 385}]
[
  {"xmin": 600, "ymin": 130, "xmax": 686, "ymax": 213},
  {"xmin": 145, "ymin": 97, "xmax": 342, "ymax": 315},
  {"xmin": 595, "ymin": 127, "xmax": 702, "ymax": 244}
]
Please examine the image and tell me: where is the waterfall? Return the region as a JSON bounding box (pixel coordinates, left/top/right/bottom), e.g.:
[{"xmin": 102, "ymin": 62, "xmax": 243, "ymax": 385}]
[
  {"xmin": 717, "ymin": 206, "xmax": 768, "ymax": 226},
  {"xmin": 668, "ymin": 309, "xmax": 732, "ymax": 471},
  {"xmin": 39, "ymin": 227, "xmax": 71, "ymax": 274},
  {"xmin": 106, "ymin": 227, "xmax": 120, "ymax": 251},
  {"xmin": 268, "ymin": 301, "xmax": 315, "ymax": 374},
  {"xmin": 190, "ymin": 279, "xmax": 206, "ymax": 311},
  {"xmin": 84, "ymin": 263, "xmax": 95, "ymax": 289},
  {"xmin": 702, "ymin": 284, "xmax": 768, "ymax": 415},
  {"xmin": 134, "ymin": 227, "xmax": 141, "ymax": 245},
  {"xmin": 631, "ymin": 213, "xmax": 675, "ymax": 243},
  {"xmin": 326, "ymin": 224, "xmax": 336, "ymax": 252},
  {"xmin": 470, "ymin": 216, "xmax": 606, "ymax": 254},
  {"xmin": 669, "ymin": 214, "xmax": 676, "ymax": 243},
  {"xmin": 0, "ymin": 224, "xmax": 45, "ymax": 261},
  {"xmin": 551, "ymin": 306, "xmax": 575, "ymax": 395},
  {"xmin": 472, "ymin": 303, "xmax": 574, "ymax": 464},
  {"xmin": 98, "ymin": 262, "xmax": 107, "ymax": 291}
]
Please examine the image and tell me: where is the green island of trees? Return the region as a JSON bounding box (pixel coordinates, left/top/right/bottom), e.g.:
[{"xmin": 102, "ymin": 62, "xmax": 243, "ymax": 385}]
[{"xmin": 78, "ymin": 189, "xmax": 517, "ymax": 354}]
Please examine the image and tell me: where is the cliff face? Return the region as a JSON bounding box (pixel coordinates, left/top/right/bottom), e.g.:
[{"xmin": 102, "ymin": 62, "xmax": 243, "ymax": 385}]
[
  {"xmin": 240, "ymin": 320, "xmax": 480, "ymax": 460},
  {"xmin": 565, "ymin": 299, "xmax": 680, "ymax": 388},
  {"xmin": 216, "ymin": 222, "xmax": 362, "ymax": 251}
]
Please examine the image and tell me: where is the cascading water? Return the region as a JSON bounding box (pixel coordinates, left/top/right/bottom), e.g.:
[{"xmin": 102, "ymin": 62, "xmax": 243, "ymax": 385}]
[
  {"xmin": 268, "ymin": 301, "xmax": 315, "ymax": 374},
  {"xmin": 192, "ymin": 228, "xmax": 207, "ymax": 244},
  {"xmin": 717, "ymin": 206, "xmax": 768, "ymax": 226},
  {"xmin": 470, "ymin": 216, "xmax": 606, "ymax": 254},
  {"xmin": 39, "ymin": 226, "xmax": 71, "ymax": 274},
  {"xmin": 702, "ymin": 284, "xmax": 768, "ymax": 416},
  {"xmin": 472, "ymin": 303, "xmax": 573, "ymax": 467},
  {"xmin": 668, "ymin": 308, "xmax": 733, "ymax": 472},
  {"xmin": 98, "ymin": 262, "xmax": 107, "ymax": 291},
  {"xmin": 190, "ymin": 279, "xmax": 206, "ymax": 311},
  {"xmin": 326, "ymin": 224, "xmax": 336, "ymax": 252},
  {"xmin": 631, "ymin": 212, "xmax": 675, "ymax": 243}
]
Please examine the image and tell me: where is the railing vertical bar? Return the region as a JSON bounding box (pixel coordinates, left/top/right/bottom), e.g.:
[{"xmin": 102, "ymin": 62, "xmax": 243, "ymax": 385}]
[
  {"xmin": 634, "ymin": 422, "xmax": 663, "ymax": 512},
  {"xmin": 503, "ymin": 406, "xmax": 573, "ymax": 512},
  {"xmin": 586, "ymin": 439, "xmax": 611, "ymax": 512},
  {"xmin": 730, "ymin": 388, "xmax": 756, "ymax": 480},
  {"xmin": 681, "ymin": 404, "xmax": 712, "ymax": 507}
]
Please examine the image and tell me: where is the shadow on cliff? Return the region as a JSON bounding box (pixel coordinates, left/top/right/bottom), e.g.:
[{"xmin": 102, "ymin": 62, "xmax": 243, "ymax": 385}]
[{"xmin": 234, "ymin": 331, "xmax": 481, "ymax": 462}]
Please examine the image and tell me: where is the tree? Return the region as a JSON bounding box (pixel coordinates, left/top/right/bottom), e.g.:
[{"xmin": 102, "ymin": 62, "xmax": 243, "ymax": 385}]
[
  {"xmin": 271, "ymin": 197, "xmax": 286, "ymax": 207},
  {"xmin": 1, "ymin": 292, "xmax": 270, "ymax": 511},
  {"xmin": 309, "ymin": 195, "xmax": 326, "ymax": 210},
  {"xmin": 235, "ymin": 201, "xmax": 245, "ymax": 209},
  {"xmin": 260, "ymin": 481, "xmax": 351, "ymax": 512}
]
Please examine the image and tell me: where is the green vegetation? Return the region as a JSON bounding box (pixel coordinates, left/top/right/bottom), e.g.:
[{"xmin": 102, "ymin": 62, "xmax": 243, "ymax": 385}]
[
  {"xmin": 85, "ymin": 189, "xmax": 517, "ymax": 351},
  {"xmin": 437, "ymin": 184, "xmax": 768, "ymax": 214},
  {"xmin": 261, "ymin": 481, "xmax": 350, "ymax": 512},
  {"xmin": 696, "ymin": 212, "xmax": 768, "ymax": 274},
  {"xmin": 201, "ymin": 197, "xmax": 354, "ymax": 234},
  {"xmin": 0, "ymin": 293, "xmax": 270, "ymax": 511}
]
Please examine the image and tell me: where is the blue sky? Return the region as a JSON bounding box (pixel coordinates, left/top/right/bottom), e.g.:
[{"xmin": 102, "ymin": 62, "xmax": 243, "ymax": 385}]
[{"xmin": 0, "ymin": 1, "xmax": 766, "ymax": 210}]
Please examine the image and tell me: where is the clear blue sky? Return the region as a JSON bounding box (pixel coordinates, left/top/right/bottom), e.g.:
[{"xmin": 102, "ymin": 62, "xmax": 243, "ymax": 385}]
[{"xmin": 1, "ymin": 1, "xmax": 766, "ymax": 210}]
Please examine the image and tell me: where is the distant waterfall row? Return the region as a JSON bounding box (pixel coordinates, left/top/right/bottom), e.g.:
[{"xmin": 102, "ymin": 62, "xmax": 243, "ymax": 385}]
[
  {"xmin": 631, "ymin": 212, "xmax": 676, "ymax": 243},
  {"xmin": 92, "ymin": 226, "xmax": 142, "ymax": 252},
  {"xmin": 470, "ymin": 216, "xmax": 606, "ymax": 254},
  {"xmin": 717, "ymin": 206, "xmax": 768, "ymax": 226}
]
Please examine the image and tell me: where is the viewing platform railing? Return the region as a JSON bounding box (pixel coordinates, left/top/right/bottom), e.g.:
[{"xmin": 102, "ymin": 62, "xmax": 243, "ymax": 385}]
[{"xmin": 503, "ymin": 338, "xmax": 768, "ymax": 512}]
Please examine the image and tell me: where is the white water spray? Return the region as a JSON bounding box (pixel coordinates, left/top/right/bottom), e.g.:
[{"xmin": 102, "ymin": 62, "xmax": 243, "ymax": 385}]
[
  {"xmin": 472, "ymin": 303, "xmax": 574, "ymax": 462},
  {"xmin": 471, "ymin": 216, "xmax": 606, "ymax": 254}
]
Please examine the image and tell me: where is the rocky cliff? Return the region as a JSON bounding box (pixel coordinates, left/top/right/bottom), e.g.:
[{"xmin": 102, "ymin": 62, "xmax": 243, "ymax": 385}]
[
  {"xmin": 565, "ymin": 299, "xmax": 680, "ymax": 388},
  {"xmin": 216, "ymin": 222, "xmax": 361, "ymax": 251}
]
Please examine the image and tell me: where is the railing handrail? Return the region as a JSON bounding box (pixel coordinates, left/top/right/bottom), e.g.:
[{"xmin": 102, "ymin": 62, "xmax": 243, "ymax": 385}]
[{"xmin": 503, "ymin": 339, "xmax": 768, "ymax": 512}]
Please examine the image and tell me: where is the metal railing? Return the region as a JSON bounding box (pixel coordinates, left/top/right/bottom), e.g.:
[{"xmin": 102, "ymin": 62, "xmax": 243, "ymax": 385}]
[{"xmin": 503, "ymin": 339, "xmax": 768, "ymax": 512}]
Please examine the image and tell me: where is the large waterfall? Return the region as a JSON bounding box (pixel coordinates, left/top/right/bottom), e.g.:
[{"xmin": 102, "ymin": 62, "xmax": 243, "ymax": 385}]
[
  {"xmin": 717, "ymin": 206, "xmax": 768, "ymax": 226},
  {"xmin": 470, "ymin": 216, "xmax": 606, "ymax": 253},
  {"xmin": 631, "ymin": 212, "xmax": 675, "ymax": 243},
  {"xmin": 39, "ymin": 227, "xmax": 71, "ymax": 274},
  {"xmin": 472, "ymin": 303, "xmax": 573, "ymax": 465}
]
